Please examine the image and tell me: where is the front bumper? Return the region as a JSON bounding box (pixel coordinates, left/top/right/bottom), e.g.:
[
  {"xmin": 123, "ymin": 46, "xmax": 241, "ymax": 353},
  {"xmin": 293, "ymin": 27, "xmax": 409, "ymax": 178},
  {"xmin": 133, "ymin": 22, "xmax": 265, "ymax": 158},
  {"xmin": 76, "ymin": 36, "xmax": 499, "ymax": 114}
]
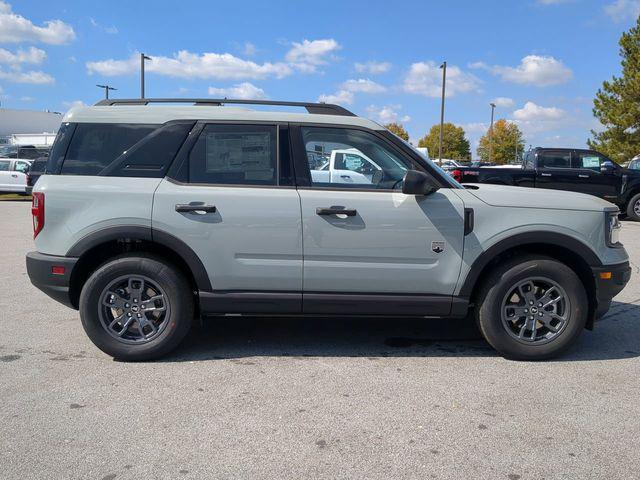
[
  {"xmin": 592, "ymin": 261, "xmax": 631, "ymax": 320},
  {"xmin": 26, "ymin": 251, "xmax": 78, "ymax": 309}
]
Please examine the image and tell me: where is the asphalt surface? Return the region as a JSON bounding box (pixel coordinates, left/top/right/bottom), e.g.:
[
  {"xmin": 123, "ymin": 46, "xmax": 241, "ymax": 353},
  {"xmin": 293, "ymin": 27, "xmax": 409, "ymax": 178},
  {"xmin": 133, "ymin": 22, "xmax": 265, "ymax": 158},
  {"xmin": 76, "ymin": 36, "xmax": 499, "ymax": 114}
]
[{"xmin": 1, "ymin": 200, "xmax": 639, "ymax": 480}]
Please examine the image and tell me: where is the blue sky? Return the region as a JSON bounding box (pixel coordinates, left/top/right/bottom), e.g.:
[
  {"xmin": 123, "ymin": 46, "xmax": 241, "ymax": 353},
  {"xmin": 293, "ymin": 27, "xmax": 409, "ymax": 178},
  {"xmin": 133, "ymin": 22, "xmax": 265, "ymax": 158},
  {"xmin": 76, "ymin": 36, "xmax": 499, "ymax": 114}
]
[{"xmin": 1, "ymin": 0, "xmax": 639, "ymax": 155}]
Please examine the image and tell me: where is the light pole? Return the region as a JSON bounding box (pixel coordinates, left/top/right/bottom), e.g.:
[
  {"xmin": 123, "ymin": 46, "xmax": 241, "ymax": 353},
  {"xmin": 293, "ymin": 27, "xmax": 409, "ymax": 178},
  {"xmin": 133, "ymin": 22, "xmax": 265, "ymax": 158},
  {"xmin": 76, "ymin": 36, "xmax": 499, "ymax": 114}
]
[
  {"xmin": 140, "ymin": 53, "xmax": 151, "ymax": 99},
  {"xmin": 438, "ymin": 61, "xmax": 447, "ymax": 164},
  {"xmin": 96, "ymin": 84, "xmax": 117, "ymax": 99},
  {"xmin": 488, "ymin": 102, "xmax": 496, "ymax": 163}
]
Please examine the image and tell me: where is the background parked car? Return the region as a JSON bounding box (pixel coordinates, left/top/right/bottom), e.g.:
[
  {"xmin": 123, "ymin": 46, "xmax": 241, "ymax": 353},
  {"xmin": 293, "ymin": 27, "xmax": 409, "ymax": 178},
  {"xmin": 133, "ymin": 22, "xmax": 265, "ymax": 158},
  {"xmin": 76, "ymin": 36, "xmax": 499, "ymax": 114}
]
[
  {"xmin": 25, "ymin": 157, "xmax": 47, "ymax": 194},
  {"xmin": 0, "ymin": 158, "xmax": 31, "ymax": 193},
  {"xmin": 453, "ymin": 147, "xmax": 640, "ymax": 221},
  {"xmin": 628, "ymin": 156, "xmax": 640, "ymax": 170},
  {"xmin": 0, "ymin": 145, "xmax": 50, "ymax": 161}
]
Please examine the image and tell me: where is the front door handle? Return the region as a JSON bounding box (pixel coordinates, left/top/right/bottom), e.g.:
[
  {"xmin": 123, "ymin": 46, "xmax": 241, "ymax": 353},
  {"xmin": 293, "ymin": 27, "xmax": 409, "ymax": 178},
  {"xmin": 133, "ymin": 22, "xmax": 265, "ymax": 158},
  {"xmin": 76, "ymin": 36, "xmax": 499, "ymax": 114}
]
[
  {"xmin": 175, "ymin": 204, "xmax": 217, "ymax": 214},
  {"xmin": 540, "ymin": 173, "xmax": 552, "ymax": 177},
  {"xmin": 316, "ymin": 207, "xmax": 357, "ymax": 216},
  {"xmin": 578, "ymin": 174, "xmax": 590, "ymax": 178}
]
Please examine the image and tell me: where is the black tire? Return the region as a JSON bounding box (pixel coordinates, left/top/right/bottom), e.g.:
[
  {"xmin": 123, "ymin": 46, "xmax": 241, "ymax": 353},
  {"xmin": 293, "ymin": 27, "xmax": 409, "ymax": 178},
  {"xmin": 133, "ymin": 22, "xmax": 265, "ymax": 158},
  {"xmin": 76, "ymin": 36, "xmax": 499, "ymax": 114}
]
[
  {"xmin": 475, "ymin": 255, "xmax": 588, "ymax": 361},
  {"xmin": 79, "ymin": 254, "xmax": 194, "ymax": 361},
  {"xmin": 625, "ymin": 193, "xmax": 640, "ymax": 221}
]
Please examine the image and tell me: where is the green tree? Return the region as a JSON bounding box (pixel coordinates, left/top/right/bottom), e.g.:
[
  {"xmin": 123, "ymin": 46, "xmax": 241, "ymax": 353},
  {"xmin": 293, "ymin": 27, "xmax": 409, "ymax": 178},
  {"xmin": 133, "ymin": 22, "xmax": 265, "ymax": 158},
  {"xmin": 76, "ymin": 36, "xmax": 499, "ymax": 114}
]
[
  {"xmin": 417, "ymin": 123, "xmax": 470, "ymax": 160},
  {"xmin": 384, "ymin": 122, "xmax": 409, "ymax": 141},
  {"xmin": 477, "ymin": 119, "xmax": 525, "ymax": 164},
  {"xmin": 588, "ymin": 16, "xmax": 640, "ymax": 163}
]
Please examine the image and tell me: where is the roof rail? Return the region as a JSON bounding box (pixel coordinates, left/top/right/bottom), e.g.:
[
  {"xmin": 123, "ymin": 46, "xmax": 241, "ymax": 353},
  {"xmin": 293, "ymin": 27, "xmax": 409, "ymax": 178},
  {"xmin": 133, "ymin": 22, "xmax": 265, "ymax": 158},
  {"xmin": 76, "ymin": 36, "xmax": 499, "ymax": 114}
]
[{"xmin": 93, "ymin": 98, "xmax": 356, "ymax": 116}]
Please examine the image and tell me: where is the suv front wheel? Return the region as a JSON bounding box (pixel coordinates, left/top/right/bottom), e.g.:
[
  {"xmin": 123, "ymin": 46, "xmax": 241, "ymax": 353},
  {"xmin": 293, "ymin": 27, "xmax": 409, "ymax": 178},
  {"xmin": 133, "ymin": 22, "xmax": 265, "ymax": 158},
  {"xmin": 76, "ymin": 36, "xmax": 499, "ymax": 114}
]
[
  {"xmin": 79, "ymin": 254, "xmax": 194, "ymax": 361},
  {"xmin": 475, "ymin": 256, "xmax": 588, "ymax": 360}
]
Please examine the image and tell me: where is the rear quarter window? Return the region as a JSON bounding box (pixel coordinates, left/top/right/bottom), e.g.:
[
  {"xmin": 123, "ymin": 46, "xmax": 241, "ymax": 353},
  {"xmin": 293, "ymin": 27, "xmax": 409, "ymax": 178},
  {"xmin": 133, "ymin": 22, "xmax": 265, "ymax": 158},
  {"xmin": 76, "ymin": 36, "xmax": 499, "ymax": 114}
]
[{"xmin": 61, "ymin": 123, "xmax": 157, "ymax": 175}]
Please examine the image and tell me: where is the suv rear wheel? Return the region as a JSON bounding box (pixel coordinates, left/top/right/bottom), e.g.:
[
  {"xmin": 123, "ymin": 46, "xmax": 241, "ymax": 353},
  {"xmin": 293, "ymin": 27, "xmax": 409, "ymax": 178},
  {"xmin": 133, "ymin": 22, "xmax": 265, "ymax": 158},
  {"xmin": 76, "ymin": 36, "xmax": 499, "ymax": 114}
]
[
  {"xmin": 475, "ymin": 256, "xmax": 588, "ymax": 360},
  {"xmin": 79, "ymin": 254, "xmax": 194, "ymax": 361}
]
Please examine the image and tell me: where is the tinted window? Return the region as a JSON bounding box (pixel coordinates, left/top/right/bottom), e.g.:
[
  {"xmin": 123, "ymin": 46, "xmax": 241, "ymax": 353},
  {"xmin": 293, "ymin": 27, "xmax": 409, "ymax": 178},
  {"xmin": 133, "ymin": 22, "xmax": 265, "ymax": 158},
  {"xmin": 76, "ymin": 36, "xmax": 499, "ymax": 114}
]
[
  {"xmin": 104, "ymin": 122, "xmax": 194, "ymax": 177},
  {"xmin": 18, "ymin": 147, "xmax": 48, "ymax": 160},
  {"xmin": 302, "ymin": 127, "xmax": 413, "ymax": 189},
  {"xmin": 538, "ymin": 151, "xmax": 571, "ymax": 169},
  {"xmin": 46, "ymin": 122, "xmax": 75, "ymax": 173},
  {"xmin": 61, "ymin": 123, "xmax": 156, "ymax": 175},
  {"xmin": 0, "ymin": 160, "xmax": 9, "ymax": 171},
  {"xmin": 189, "ymin": 124, "xmax": 277, "ymax": 185}
]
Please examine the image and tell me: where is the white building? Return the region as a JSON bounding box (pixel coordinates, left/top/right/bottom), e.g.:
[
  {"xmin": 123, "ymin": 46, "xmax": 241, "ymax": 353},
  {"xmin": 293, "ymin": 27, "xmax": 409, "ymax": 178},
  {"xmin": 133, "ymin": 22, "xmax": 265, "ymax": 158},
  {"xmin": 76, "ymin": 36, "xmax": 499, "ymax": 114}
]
[{"xmin": 0, "ymin": 108, "xmax": 62, "ymax": 145}]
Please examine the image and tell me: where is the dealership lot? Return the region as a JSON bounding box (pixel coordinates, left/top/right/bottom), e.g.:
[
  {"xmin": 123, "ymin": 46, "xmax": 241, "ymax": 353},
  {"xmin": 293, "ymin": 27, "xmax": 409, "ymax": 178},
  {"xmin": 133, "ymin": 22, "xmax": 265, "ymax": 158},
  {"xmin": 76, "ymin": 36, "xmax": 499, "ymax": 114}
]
[{"xmin": 1, "ymin": 200, "xmax": 639, "ymax": 479}]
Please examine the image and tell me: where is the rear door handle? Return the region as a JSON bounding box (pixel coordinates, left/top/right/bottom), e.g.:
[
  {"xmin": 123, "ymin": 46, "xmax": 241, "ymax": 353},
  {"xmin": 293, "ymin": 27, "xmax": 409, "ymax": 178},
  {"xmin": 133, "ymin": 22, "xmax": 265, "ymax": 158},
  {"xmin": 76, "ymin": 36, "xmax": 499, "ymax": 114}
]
[
  {"xmin": 578, "ymin": 174, "xmax": 590, "ymax": 178},
  {"xmin": 175, "ymin": 204, "xmax": 217, "ymax": 214},
  {"xmin": 540, "ymin": 173, "xmax": 552, "ymax": 177},
  {"xmin": 316, "ymin": 207, "xmax": 357, "ymax": 216}
]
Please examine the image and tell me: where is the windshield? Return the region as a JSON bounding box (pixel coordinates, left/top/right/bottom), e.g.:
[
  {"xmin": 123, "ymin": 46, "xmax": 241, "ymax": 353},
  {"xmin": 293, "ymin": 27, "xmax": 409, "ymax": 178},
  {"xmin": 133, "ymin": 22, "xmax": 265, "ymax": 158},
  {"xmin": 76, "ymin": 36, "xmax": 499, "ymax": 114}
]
[{"xmin": 398, "ymin": 137, "xmax": 464, "ymax": 189}]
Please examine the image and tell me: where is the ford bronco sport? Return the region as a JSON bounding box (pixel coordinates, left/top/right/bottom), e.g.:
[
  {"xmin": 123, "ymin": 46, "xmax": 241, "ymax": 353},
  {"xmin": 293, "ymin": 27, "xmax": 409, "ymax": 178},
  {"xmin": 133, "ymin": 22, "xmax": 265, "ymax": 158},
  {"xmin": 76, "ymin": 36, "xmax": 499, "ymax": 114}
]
[{"xmin": 26, "ymin": 99, "xmax": 631, "ymax": 361}]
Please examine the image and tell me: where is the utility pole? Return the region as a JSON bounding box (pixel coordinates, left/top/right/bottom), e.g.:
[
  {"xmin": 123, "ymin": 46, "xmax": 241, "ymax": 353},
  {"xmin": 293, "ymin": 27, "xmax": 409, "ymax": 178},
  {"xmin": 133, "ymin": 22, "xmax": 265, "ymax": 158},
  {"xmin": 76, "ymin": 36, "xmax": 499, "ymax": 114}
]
[
  {"xmin": 140, "ymin": 53, "xmax": 151, "ymax": 99},
  {"xmin": 488, "ymin": 102, "xmax": 496, "ymax": 163},
  {"xmin": 438, "ymin": 61, "xmax": 447, "ymax": 164},
  {"xmin": 96, "ymin": 84, "xmax": 117, "ymax": 99}
]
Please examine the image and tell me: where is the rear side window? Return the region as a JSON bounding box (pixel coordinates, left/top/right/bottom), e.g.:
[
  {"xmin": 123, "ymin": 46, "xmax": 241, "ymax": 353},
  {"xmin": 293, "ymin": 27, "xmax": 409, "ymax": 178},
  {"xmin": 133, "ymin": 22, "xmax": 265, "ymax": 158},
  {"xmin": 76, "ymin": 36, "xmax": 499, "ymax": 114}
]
[
  {"xmin": 0, "ymin": 160, "xmax": 9, "ymax": 171},
  {"xmin": 188, "ymin": 124, "xmax": 277, "ymax": 185},
  {"xmin": 538, "ymin": 150, "xmax": 571, "ymax": 169},
  {"xmin": 61, "ymin": 123, "xmax": 156, "ymax": 175}
]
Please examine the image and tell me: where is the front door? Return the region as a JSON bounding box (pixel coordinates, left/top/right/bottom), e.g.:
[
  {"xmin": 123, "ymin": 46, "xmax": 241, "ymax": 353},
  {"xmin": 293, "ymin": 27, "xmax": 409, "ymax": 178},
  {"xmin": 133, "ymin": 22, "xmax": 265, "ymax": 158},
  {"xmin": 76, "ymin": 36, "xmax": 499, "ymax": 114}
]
[
  {"xmin": 572, "ymin": 150, "xmax": 620, "ymax": 202},
  {"xmin": 152, "ymin": 123, "xmax": 303, "ymax": 312},
  {"xmin": 293, "ymin": 125, "xmax": 465, "ymax": 315}
]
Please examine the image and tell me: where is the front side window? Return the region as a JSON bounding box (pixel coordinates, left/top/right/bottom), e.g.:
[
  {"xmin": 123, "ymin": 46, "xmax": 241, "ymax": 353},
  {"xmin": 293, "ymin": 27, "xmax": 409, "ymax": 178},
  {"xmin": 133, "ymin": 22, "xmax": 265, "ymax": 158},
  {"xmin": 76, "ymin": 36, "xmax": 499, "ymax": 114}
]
[
  {"xmin": 14, "ymin": 161, "xmax": 30, "ymax": 173},
  {"xmin": 538, "ymin": 151, "xmax": 571, "ymax": 169},
  {"xmin": 188, "ymin": 124, "xmax": 277, "ymax": 185},
  {"xmin": 302, "ymin": 127, "xmax": 413, "ymax": 189},
  {"xmin": 576, "ymin": 152, "xmax": 608, "ymax": 171},
  {"xmin": 61, "ymin": 123, "xmax": 156, "ymax": 175}
]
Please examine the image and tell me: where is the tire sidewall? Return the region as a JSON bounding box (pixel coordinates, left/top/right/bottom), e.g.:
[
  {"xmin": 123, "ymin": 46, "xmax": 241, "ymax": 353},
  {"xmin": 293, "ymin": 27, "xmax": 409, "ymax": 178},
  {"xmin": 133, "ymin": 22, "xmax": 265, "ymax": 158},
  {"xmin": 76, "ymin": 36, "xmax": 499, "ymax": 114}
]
[
  {"xmin": 79, "ymin": 255, "xmax": 193, "ymax": 361},
  {"xmin": 626, "ymin": 193, "xmax": 640, "ymax": 221},
  {"xmin": 477, "ymin": 257, "xmax": 588, "ymax": 360}
]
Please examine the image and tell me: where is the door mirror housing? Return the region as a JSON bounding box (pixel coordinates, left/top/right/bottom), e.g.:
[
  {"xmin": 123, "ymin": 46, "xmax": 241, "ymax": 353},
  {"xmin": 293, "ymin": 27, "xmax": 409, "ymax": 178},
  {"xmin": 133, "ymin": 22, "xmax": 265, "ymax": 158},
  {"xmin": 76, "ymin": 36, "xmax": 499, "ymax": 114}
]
[
  {"xmin": 402, "ymin": 170, "xmax": 440, "ymax": 195},
  {"xmin": 601, "ymin": 160, "xmax": 615, "ymax": 174}
]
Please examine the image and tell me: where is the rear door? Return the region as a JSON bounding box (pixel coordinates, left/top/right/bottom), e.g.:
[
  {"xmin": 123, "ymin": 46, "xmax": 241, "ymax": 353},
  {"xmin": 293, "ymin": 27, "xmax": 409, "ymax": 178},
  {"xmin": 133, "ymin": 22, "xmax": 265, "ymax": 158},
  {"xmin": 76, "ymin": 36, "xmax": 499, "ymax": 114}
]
[
  {"xmin": 293, "ymin": 125, "xmax": 465, "ymax": 315},
  {"xmin": 152, "ymin": 122, "xmax": 303, "ymax": 313},
  {"xmin": 535, "ymin": 149, "xmax": 578, "ymax": 192}
]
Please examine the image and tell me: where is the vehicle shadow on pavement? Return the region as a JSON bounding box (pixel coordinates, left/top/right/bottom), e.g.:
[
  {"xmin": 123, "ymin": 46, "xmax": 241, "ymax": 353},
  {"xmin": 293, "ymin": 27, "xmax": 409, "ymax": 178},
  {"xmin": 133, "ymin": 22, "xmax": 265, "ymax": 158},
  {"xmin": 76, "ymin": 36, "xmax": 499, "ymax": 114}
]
[{"xmin": 160, "ymin": 300, "xmax": 640, "ymax": 362}]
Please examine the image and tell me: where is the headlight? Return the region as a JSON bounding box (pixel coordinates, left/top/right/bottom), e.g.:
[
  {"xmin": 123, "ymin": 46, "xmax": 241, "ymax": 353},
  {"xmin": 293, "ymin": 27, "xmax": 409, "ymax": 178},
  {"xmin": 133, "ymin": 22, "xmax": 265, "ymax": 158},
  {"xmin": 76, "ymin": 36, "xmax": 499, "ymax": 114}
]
[{"xmin": 606, "ymin": 211, "xmax": 622, "ymax": 247}]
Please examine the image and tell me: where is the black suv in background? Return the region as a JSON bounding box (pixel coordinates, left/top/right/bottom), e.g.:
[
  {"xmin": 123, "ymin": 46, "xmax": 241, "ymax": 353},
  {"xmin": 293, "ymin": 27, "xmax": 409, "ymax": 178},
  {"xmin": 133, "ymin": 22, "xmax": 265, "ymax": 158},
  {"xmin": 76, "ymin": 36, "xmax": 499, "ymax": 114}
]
[{"xmin": 453, "ymin": 147, "xmax": 640, "ymax": 221}]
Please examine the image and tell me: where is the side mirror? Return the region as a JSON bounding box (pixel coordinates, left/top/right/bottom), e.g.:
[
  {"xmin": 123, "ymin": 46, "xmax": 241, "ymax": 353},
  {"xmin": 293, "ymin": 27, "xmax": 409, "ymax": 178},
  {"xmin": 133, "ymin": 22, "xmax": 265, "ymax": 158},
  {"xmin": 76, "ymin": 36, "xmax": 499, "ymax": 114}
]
[
  {"xmin": 402, "ymin": 170, "xmax": 440, "ymax": 195},
  {"xmin": 601, "ymin": 161, "xmax": 615, "ymax": 174}
]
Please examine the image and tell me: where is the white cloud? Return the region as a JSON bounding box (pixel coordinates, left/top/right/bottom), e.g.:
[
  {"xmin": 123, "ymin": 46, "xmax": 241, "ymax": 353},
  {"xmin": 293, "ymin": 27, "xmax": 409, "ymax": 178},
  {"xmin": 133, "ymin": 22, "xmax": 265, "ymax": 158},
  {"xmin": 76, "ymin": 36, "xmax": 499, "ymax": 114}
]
[
  {"xmin": 90, "ymin": 17, "xmax": 118, "ymax": 34},
  {"xmin": 20, "ymin": 95, "xmax": 34, "ymax": 101},
  {"xmin": 285, "ymin": 39, "xmax": 340, "ymax": 69},
  {"xmin": 403, "ymin": 61, "xmax": 481, "ymax": 97},
  {"xmin": 243, "ymin": 42, "xmax": 257, "ymax": 56},
  {"xmin": 459, "ymin": 122, "xmax": 489, "ymax": 134},
  {"xmin": 87, "ymin": 51, "xmax": 294, "ymax": 80},
  {"xmin": 513, "ymin": 101, "xmax": 565, "ymax": 121},
  {"xmin": 208, "ymin": 82, "xmax": 267, "ymax": 100},
  {"xmin": 0, "ymin": 69, "xmax": 54, "ymax": 84},
  {"xmin": 366, "ymin": 104, "xmax": 411, "ymax": 124},
  {"xmin": 317, "ymin": 90, "xmax": 354, "ymax": 105},
  {"xmin": 604, "ymin": 0, "xmax": 640, "ymax": 21},
  {"xmin": 0, "ymin": 1, "xmax": 75, "ymax": 44},
  {"xmin": 354, "ymin": 61, "xmax": 391, "ymax": 74},
  {"xmin": 340, "ymin": 78, "xmax": 386, "ymax": 93},
  {"xmin": 62, "ymin": 100, "xmax": 88, "ymax": 109},
  {"xmin": 472, "ymin": 55, "xmax": 573, "ymax": 87},
  {"xmin": 492, "ymin": 97, "xmax": 514, "ymax": 108},
  {"xmin": 0, "ymin": 46, "xmax": 46, "ymax": 65}
]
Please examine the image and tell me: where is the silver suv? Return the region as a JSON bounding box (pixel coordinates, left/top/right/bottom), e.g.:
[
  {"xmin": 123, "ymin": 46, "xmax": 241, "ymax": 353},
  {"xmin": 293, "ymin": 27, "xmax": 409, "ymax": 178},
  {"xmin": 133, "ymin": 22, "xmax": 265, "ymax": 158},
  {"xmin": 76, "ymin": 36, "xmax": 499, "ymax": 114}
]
[{"xmin": 26, "ymin": 99, "xmax": 631, "ymax": 361}]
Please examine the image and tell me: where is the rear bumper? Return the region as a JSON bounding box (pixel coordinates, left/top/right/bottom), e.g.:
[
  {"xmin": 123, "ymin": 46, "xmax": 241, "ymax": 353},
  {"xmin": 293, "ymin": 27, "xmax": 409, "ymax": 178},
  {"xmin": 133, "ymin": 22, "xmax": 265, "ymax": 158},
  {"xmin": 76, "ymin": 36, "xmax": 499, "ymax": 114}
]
[
  {"xmin": 592, "ymin": 261, "xmax": 631, "ymax": 320},
  {"xmin": 26, "ymin": 251, "xmax": 78, "ymax": 309}
]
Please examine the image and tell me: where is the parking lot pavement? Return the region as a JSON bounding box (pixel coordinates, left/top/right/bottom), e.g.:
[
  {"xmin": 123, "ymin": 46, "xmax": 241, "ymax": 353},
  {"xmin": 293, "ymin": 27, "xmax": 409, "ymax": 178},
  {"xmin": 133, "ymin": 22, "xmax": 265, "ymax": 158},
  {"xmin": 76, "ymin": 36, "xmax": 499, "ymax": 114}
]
[{"xmin": 1, "ymin": 201, "xmax": 639, "ymax": 480}]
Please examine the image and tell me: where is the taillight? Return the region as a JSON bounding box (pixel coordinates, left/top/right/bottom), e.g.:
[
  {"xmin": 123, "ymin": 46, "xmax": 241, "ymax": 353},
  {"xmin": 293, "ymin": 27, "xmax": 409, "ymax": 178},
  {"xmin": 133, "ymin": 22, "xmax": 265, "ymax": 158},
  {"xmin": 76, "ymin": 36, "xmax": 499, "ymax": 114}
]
[
  {"xmin": 32, "ymin": 192, "xmax": 44, "ymax": 238},
  {"xmin": 452, "ymin": 169, "xmax": 462, "ymax": 182}
]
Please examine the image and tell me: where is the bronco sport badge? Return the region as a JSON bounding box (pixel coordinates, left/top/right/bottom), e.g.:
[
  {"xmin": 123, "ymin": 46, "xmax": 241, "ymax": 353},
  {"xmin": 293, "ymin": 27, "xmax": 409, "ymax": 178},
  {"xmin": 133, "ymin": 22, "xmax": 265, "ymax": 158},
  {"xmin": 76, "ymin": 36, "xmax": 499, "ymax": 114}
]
[{"xmin": 431, "ymin": 241, "xmax": 445, "ymax": 254}]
